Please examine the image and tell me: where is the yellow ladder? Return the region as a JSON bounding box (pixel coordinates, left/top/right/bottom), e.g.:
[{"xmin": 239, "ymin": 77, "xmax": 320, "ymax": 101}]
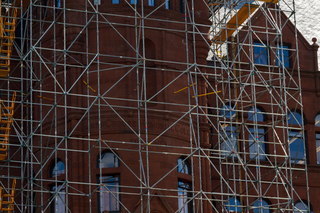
[
  {"xmin": 0, "ymin": 92, "xmax": 16, "ymax": 161},
  {"xmin": 0, "ymin": 179, "xmax": 16, "ymax": 212}
]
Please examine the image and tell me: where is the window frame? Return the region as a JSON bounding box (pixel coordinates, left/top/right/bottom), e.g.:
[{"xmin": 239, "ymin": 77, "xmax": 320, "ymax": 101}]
[
  {"xmin": 276, "ymin": 44, "xmax": 291, "ymax": 68},
  {"xmin": 247, "ymin": 107, "xmax": 267, "ymax": 161},
  {"xmin": 287, "ymin": 110, "xmax": 307, "ymax": 164},
  {"xmin": 254, "ymin": 41, "xmax": 269, "ymax": 65},
  {"xmin": 148, "ymin": 0, "xmax": 155, "ymax": 6},
  {"xmin": 178, "ymin": 179, "xmax": 192, "ymax": 213},
  {"xmin": 97, "ymin": 151, "xmax": 120, "ymax": 169},
  {"xmin": 97, "ymin": 175, "xmax": 121, "ymax": 213}
]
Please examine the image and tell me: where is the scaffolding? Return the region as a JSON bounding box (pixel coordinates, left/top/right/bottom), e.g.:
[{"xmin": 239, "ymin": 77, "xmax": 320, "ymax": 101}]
[{"xmin": 0, "ymin": 0, "xmax": 310, "ymax": 212}]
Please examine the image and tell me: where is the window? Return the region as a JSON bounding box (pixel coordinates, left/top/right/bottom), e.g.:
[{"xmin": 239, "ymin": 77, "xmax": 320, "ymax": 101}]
[
  {"xmin": 220, "ymin": 104, "xmax": 238, "ymax": 157},
  {"xmin": 97, "ymin": 152, "xmax": 121, "ymax": 212},
  {"xmin": 254, "ymin": 42, "xmax": 268, "ymax": 65},
  {"xmin": 131, "ymin": 0, "xmax": 138, "ymax": 4},
  {"xmin": 180, "ymin": 0, "xmax": 184, "ymax": 13},
  {"xmin": 288, "ymin": 111, "xmax": 306, "ymax": 164},
  {"xmin": 276, "ymin": 45, "xmax": 291, "ymax": 68},
  {"xmin": 253, "ymin": 199, "xmax": 270, "ymax": 213},
  {"xmin": 225, "ymin": 197, "xmax": 241, "ymax": 212},
  {"xmin": 148, "ymin": 0, "xmax": 155, "ymax": 6},
  {"xmin": 165, "ymin": 0, "xmax": 170, "ymax": 9},
  {"xmin": 177, "ymin": 157, "xmax": 190, "ymax": 174},
  {"xmin": 112, "ymin": 0, "xmax": 120, "ymax": 3},
  {"xmin": 315, "ymin": 114, "xmax": 320, "ymax": 127},
  {"xmin": 55, "ymin": 0, "xmax": 61, "ymax": 8},
  {"xmin": 316, "ymin": 133, "xmax": 320, "ymax": 164},
  {"xmin": 50, "ymin": 185, "xmax": 66, "ymax": 213},
  {"xmin": 177, "ymin": 157, "xmax": 191, "ymax": 213},
  {"xmin": 98, "ymin": 152, "xmax": 119, "ymax": 168},
  {"xmin": 50, "ymin": 160, "xmax": 65, "ymax": 178},
  {"xmin": 178, "ymin": 180, "xmax": 191, "ymax": 213},
  {"xmin": 294, "ymin": 201, "xmax": 311, "ymax": 213},
  {"xmin": 248, "ymin": 107, "xmax": 266, "ymax": 160}
]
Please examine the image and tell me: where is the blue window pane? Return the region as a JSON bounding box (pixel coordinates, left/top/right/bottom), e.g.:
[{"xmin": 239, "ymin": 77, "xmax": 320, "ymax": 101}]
[
  {"xmin": 248, "ymin": 107, "xmax": 264, "ymax": 122},
  {"xmin": 249, "ymin": 128, "xmax": 266, "ymax": 160},
  {"xmin": 178, "ymin": 180, "xmax": 191, "ymax": 213},
  {"xmin": 289, "ymin": 131, "xmax": 305, "ymax": 164},
  {"xmin": 148, "ymin": 0, "xmax": 155, "ymax": 6},
  {"xmin": 221, "ymin": 125, "xmax": 238, "ymax": 156},
  {"xmin": 51, "ymin": 160, "xmax": 65, "ymax": 178},
  {"xmin": 177, "ymin": 158, "xmax": 190, "ymax": 174},
  {"xmin": 288, "ymin": 111, "xmax": 303, "ymax": 125},
  {"xmin": 254, "ymin": 42, "xmax": 268, "ymax": 65},
  {"xmin": 276, "ymin": 45, "xmax": 290, "ymax": 68},
  {"xmin": 220, "ymin": 104, "xmax": 236, "ymax": 120},
  {"xmin": 253, "ymin": 199, "xmax": 269, "ymax": 213},
  {"xmin": 99, "ymin": 175, "xmax": 120, "ymax": 212},
  {"xmin": 55, "ymin": 0, "xmax": 61, "ymax": 8},
  {"xmin": 99, "ymin": 152, "xmax": 119, "ymax": 168},
  {"xmin": 294, "ymin": 202, "xmax": 310, "ymax": 213},
  {"xmin": 131, "ymin": 0, "xmax": 138, "ymax": 4},
  {"xmin": 315, "ymin": 114, "xmax": 320, "ymax": 126},
  {"xmin": 225, "ymin": 197, "xmax": 241, "ymax": 212},
  {"xmin": 112, "ymin": 0, "xmax": 119, "ymax": 4},
  {"xmin": 233, "ymin": 0, "xmax": 254, "ymax": 9},
  {"xmin": 165, "ymin": 0, "xmax": 170, "ymax": 9},
  {"xmin": 316, "ymin": 133, "xmax": 320, "ymax": 164}
]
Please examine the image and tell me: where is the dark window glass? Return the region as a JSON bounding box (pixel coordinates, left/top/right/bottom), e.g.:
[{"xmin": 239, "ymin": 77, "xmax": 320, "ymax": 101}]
[
  {"xmin": 98, "ymin": 175, "xmax": 120, "ymax": 212},
  {"xmin": 254, "ymin": 42, "xmax": 268, "ymax": 65},
  {"xmin": 98, "ymin": 152, "xmax": 119, "ymax": 168},
  {"xmin": 276, "ymin": 45, "xmax": 291, "ymax": 68},
  {"xmin": 180, "ymin": 0, "xmax": 184, "ymax": 13}
]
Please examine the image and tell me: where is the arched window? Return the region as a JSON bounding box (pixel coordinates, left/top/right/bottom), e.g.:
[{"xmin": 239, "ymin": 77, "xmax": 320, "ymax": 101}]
[
  {"xmin": 248, "ymin": 107, "xmax": 266, "ymax": 160},
  {"xmin": 288, "ymin": 110, "xmax": 306, "ymax": 164},
  {"xmin": 294, "ymin": 201, "xmax": 311, "ymax": 213},
  {"xmin": 177, "ymin": 157, "xmax": 190, "ymax": 174},
  {"xmin": 225, "ymin": 197, "xmax": 241, "ymax": 212},
  {"xmin": 253, "ymin": 199, "xmax": 270, "ymax": 213},
  {"xmin": 315, "ymin": 113, "xmax": 320, "ymax": 127},
  {"xmin": 98, "ymin": 152, "xmax": 119, "ymax": 168},
  {"xmin": 165, "ymin": 0, "xmax": 170, "ymax": 9},
  {"xmin": 50, "ymin": 160, "xmax": 65, "ymax": 178},
  {"xmin": 288, "ymin": 110, "xmax": 303, "ymax": 125},
  {"xmin": 219, "ymin": 104, "xmax": 238, "ymax": 157}
]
